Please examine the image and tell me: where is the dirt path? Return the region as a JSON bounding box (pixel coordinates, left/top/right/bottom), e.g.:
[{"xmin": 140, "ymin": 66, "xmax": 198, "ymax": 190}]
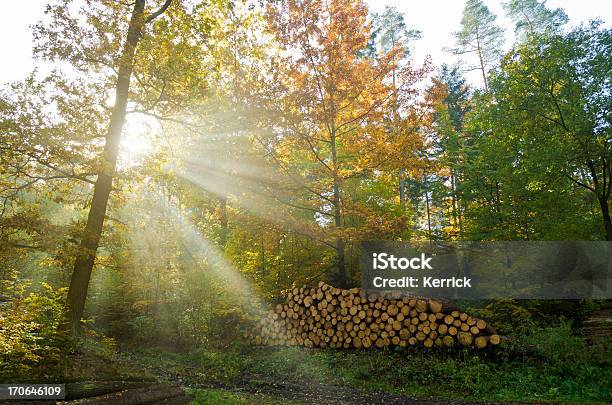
[
  {"xmin": 222, "ymin": 379, "xmax": 527, "ymax": 405},
  {"xmin": 120, "ymin": 350, "xmax": 591, "ymax": 405}
]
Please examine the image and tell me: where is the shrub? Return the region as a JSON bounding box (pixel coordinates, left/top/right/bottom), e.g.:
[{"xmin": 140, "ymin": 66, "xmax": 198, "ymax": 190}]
[{"xmin": 0, "ymin": 276, "xmax": 69, "ymax": 380}]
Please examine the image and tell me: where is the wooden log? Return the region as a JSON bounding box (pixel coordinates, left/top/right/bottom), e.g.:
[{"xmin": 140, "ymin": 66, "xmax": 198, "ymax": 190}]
[
  {"xmin": 475, "ymin": 336, "xmax": 488, "ymax": 349},
  {"xmin": 442, "ymin": 335, "xmax": 454, "ymax": 346},
  {"xmin": 252, "ymin": 282, "xmax": 498, "ymax": 351},
  {"xmin": 489, "ymin": 334, "xmax": 501, "ymax": 345},
  {"xmin": 457, "ymin": 331, "xmax": 473, "ymax": 346},
  {"xmin": 428, "ymin": 300, "xmax": 442, "ymax": 314}
]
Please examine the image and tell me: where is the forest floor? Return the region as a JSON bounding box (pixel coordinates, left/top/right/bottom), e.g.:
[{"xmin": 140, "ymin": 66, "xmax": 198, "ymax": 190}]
[
  {"xmin": 130, "ymin": 351, "xmax": 532, "ymax": 405},
  {"xmin": 42, "ymin": 324, "xmax": 610, "ymax": 404},
  {"xmin": 111, "ymin": 339, "xmax": 610, "ymax": 405},
  {"xmin": 183, "ymin": 381, "xmax": 533, "ymax": 405}
]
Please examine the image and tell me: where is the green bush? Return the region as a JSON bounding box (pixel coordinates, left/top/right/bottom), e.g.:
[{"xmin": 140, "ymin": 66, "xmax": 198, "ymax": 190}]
[{"xmin": 0, "ymin": 277, "xmax": 69, "ymax": 380}]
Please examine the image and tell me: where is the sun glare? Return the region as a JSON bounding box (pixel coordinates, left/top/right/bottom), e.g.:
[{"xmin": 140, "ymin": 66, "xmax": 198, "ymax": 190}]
[{"xmin": 120, "ymin": 116, "xmax": 156, "ymax": 166}]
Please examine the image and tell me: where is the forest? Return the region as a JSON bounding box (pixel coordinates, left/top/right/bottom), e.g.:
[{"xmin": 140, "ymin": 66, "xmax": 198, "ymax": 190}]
[{"xmin": 0, "ymin": 0, "xmax": 611, "ymax": 403}]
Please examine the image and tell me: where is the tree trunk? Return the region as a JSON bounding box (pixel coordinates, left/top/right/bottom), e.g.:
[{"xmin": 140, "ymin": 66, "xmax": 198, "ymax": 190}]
[
  {"xmin": 424, "ymin": 175, "xmax": 432, "ymax": 239},
  {"xmin": 330, "ymin": 126, "xmax": 347, "ymax": 287},
  {"xmin": 475, "ymin": 29, "xmax": 488, "ymax": 92},
  {"xmin": 450, "ymin": 168, "xmax": 462, "ymax": 235},
  {"xmin": 598, "ymin": 196, "xmax": 612, "ymax": 241},
  {"xmin": 399, "ymin": 168, "xmax": 406, "ymax": 207},
  {"xmin": 218, "ymin": 196, "xmax": 228, "ymax": 249},
  {"xmin": 332, "ymin": 174, "xmax": 347, "ymax": 287},
  {"xmin": 66, "ymin": 0, "xmax": 147, "ymax": 333}
]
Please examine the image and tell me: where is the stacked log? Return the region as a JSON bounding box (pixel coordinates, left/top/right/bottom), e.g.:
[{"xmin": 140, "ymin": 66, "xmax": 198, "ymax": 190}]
[
  {"xmin": 248, "ymin": 282, "xmax": 501, "ymax": 350},
  {"xmin": 582, "ymin": 310, "xmax": 612, "ymax": 340}
]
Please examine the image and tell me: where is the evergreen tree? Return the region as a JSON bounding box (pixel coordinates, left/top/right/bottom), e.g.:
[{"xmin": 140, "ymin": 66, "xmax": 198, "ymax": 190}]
[
  {"xmin": 451, "ymin": 0, "xmax": 504, "ymax": 91},
  {"xmin": 368, "ymin": 6, "xmax": 421, "ymax": 57},
  {"xmin": 367, "ymin": 6, "xmax": 423, "ymax": 208},
  {"xmin": 503, "ymin": 0, "xmax": 568, "ymax": 41}
]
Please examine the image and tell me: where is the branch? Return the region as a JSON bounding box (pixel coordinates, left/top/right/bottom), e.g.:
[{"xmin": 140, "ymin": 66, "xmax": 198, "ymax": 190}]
[
  {"xmin": 9, "ymin": 243, "xmax": 42, "ymax": 250},
  {"xmin": 562, "ymin": 172, "xmax": 595, "ymax": 193},
  {"xmin": 145, "ymin": 0, "xmax": 173, "ymax": 24}
]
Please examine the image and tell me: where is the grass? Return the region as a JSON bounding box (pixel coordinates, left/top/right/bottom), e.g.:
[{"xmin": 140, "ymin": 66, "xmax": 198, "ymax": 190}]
[{"xmin": 131, "ymin": 323, "xmax": 612, "ymax": 404}]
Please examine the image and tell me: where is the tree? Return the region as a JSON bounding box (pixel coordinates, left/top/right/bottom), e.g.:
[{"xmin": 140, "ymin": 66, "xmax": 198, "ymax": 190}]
[
  {"xmin": 368, "ymin": 6, "xmax": 421, "ymax": 58},
  {"xmin": 503, "ymin": 0, "xmax": 568, "ymax": 41},
  {"xmin": 31, "ymin": 0, "xmax": 217, "ymax": 333},
  {"xmin": 466, "ymin": 23, "xmax": 612, "ymax": 240},
  {"xmin": 368, "ymin": 6, "xmax": 422, "ymax": 207},
  {"xmin": 67, "ymin": 0, "xmax": 174, "ymax": 334},
  {"xmin": 451, "ymin": 0, "xmax": 504, "ymax": 91},
  {"xmin": 423, "ymin": 65, "xmax": 471, "ymax": 238},
  {"xmin": 266, "ymin": 0, "xmax": 424, "ymax": 286}
]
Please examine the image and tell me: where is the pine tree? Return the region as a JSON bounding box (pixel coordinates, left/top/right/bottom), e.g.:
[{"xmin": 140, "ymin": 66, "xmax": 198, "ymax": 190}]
[
  {"xmin": 503, "ymin": 0, "xmax": 568, "ymax": 41},
  {"xmin": 451, "ymin": 0, "xmax": 504, "ymax": 91},
  {"xmin": 369, "ymin": 6, "xmax": 421, "ymax": 57},
  {"xmin": 368, "ymin": 6, "xmax": 422, "ymax": 207}
]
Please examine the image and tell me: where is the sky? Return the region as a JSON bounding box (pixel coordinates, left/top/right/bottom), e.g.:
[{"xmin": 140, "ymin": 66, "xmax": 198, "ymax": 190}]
[
  {"xmin": 366, "ymin": 0, "xmax": 612, "ymax": 84},
  {"xmin": 1, "ymin": 0, "xmax": 611, "ymax": 86}
]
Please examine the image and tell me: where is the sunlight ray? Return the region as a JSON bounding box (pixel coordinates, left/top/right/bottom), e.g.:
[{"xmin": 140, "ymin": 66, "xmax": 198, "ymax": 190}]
[{"xmin": 174, "ymin": 167, "xmax": 327, "ymax": 241}]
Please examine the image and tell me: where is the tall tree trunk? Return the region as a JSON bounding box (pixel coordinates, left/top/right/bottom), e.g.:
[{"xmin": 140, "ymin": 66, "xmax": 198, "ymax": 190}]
[
  {"xmin": 475, "ymin": 29, "xmax": 488, "ymax": 92},
  {"xmin": 332, "ymin": 173, "xmax": 346, "ymax": 286},
  {"xmin": 260, "ymin": 232, "xmax": 266, "ymax": 275},
  {"xmin": 449, "ymin": 168, "xmax": 458, "ymax": 227},
  {"xmin": 598, "ymin": 196, "xmax": 612, "ymax": 241},
  {"xmin": 218, "ymin": 196, "xmax": 228, "ymax": 250},
  {"xmin": 393, "ymin": 57, "xmax": 406, "ymax": 210},
  {"xmin": 584, "ymin": 158, "xmax": 611, "ymax": 240},
  {"xmin": 399, "ymin": 168, "xmax": 406, "ymax": 207},
  {"xmin": 66, "ymin": 0, "xmax": 147, "ymax": 333},
  {"xmin": 450, "ymin": 168, "xmax": 463, "ymax": 236},
  {"xmin": 425, "ymin": 185, "xmax": 432, "ymax": 240},
  {"xmin": 330, "ymin": 128, "xmax": 347, "ymax": 287},
  {"xmin": 422, "ymin": 173, "xmax": 432, "ymax": 239}
]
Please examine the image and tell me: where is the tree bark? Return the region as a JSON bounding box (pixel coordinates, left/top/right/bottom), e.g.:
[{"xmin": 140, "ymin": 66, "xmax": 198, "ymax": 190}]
[
  {"xmin": 218, "ymin": 196, "xmax": 228, "ymax": 249},
  {"xmin": 332, "ymin": 172, "xmax": 347, "ymax": 286},
  {"xmin": 585, "ymin": 157, "xmax": 611, "ymax": 241},
  {"xmin": 330, "ymin": 126, "xmax": 347, "ymax": 287},
  {"xmin": 475, "ymin": 29, "xmax": 488, "ymax": 92},
  {"xmin": 399, "ymin": 172, "xmax": 406, "ymax": 207},
  {"xmin": 424, "ymin": 175, "xmax": 432, "ymax": 239},
  {"xmin": 598, "ymin": 196, "xmax": 612, "ymax": 241},
  {"xmin": 66, "ymin": 0, "xmax": 148, "ymax": 333}
]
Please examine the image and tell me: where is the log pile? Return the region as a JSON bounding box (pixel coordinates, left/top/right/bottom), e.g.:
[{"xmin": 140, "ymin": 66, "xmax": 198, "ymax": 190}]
[
  {"xmin": 582, "ymin": 310, "xmax": 612, "ymax": 340},
  {"xmin": 248, "ymin": 282, "xmax": 501, "ymax": 350}
]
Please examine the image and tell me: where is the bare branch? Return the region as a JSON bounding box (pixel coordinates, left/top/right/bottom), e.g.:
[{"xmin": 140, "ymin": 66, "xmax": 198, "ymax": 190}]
[
  {"xmin": 145, "ymin": 0, "xmax": 173, "ymax": 24},
  {"xmin": 562, "ymin": 172, "xmax": 595, "ymax": 193}
]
